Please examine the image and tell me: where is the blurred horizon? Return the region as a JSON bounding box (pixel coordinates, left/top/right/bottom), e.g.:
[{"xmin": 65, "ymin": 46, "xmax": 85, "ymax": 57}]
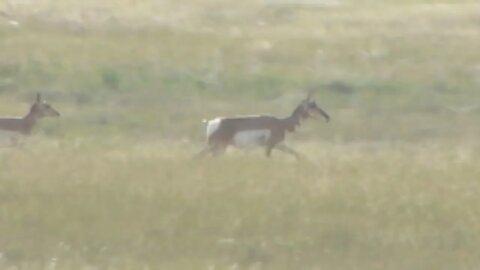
[{"xmin": 1, "ymin": 0, "xmax": 479, "ymax": 143}]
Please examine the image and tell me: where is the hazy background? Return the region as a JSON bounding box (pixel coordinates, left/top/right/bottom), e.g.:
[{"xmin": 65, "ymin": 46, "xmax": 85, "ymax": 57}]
[{"xmin": 0, "ymin": 0, "xmax": 479, "ymax": 269}]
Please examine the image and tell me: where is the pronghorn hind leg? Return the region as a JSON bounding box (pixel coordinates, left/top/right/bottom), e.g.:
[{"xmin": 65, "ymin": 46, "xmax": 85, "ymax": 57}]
[
  {"xmin": 193, "ymin": 143, "xmax": 227, "ymax": 159},
  {"xmin": 211, "ymin": 143, "xmax": 227, "ymax": 157},
  {"xmin": 193, "ymin": 146, "xmax": 212, "ymax": 159}
]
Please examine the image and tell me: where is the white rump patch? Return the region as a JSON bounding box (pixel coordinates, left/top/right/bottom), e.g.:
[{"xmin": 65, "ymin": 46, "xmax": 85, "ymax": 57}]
[
  {"xmin": 232, "ymin": 129, "xmax": 271, "ymax": 148},
  {"xmin": 206, "ymin": 118, "xmax": 223, "ymax": 139}
]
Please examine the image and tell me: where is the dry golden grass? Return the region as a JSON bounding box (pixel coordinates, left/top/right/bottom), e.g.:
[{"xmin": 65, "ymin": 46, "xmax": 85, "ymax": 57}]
[{"xmin": 1, "ymin": 139, "xmax": 480, "ymax": 269}]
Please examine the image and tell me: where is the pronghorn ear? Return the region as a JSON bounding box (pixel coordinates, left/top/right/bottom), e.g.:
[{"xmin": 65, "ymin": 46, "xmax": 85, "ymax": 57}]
[{"xmin": 36, "ymin": 92, "xmax": 41, "ymax": 102}]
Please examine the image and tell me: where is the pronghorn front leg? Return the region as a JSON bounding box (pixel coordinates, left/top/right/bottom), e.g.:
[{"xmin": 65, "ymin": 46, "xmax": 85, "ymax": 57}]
[
  {"xmin": 265, "ymin": 132, "xmax": 285, "ymax": 158},
  {"xmin": 11, "ymin": 135, "xmax": 25, "ymax": 148},
  {"xmin": 274, "ymin": 143, "xmax": 305, "ymax": 160},
  {"xmin": 265, "ymin": 141, "xmax": 273, "ymax": 157}
]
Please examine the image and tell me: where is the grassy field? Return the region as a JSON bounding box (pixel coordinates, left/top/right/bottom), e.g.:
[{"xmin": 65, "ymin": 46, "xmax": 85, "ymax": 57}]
[{"xmin": 1, "ymin": 0, "xmax": 480, "ymax": 269}]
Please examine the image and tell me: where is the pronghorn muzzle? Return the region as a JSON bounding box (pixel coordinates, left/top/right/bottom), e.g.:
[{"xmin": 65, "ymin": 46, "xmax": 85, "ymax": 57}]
[{"xmin": 316, "ymin": 107, "xmax": 330, "ymax": 122}]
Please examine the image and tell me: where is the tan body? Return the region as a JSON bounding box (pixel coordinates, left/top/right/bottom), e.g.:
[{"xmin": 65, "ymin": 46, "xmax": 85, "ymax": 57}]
[
  {"xmin": 196, "ymin": 94, "xmax": 330, "ymax": 159},
  {"xmin": 0, "ymin": 93, "xmax": 60, "ymax": 145},
  {"xmin": 0, "ymin": 116, "xmax": 42, "ymax": 135}
]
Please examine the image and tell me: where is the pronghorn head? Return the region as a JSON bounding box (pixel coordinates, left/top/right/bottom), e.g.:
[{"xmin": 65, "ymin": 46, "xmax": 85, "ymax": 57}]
[
  {"xmin": 300, "ymin": 91, "xmax": 330, "ymax": 122},
  {"xmin": 29, "ymin": 93, "xmax": 61, "ymax": 118}
]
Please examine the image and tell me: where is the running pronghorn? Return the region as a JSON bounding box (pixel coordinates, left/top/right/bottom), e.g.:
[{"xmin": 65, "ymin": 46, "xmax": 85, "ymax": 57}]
[
  {"xmin": 0, "ymin": 93, "xmax": 60, "ymax": 145},
  {"xmin": 195, "ymin": 92, "xmax": 330, "ymax": 159}
]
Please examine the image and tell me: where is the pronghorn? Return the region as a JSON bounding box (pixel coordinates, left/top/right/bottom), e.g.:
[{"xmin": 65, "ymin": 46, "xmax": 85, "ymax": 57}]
[
  {"xmin": 0, "ymin": 93, "xmax": 60, "ymax": 145},
  {"xmin": 195, "ymin": 93, "xmax": 330, "ymax": 159}
]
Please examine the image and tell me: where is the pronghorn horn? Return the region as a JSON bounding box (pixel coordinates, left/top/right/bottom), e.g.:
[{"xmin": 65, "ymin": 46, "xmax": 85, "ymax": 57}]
[{"xmin": 305, "ymin": 89, "xmax": 314, "ymax": 102}]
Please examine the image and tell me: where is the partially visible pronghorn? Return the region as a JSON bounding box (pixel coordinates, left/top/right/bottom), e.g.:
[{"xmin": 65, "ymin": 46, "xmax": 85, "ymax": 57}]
[
  {"xmin": 195, "ymin": 93, "xmax": 330, "ymax": 159},
  {"xmin": 0, "ymin": 93, "xmax": 60, "ymax": 146}
]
